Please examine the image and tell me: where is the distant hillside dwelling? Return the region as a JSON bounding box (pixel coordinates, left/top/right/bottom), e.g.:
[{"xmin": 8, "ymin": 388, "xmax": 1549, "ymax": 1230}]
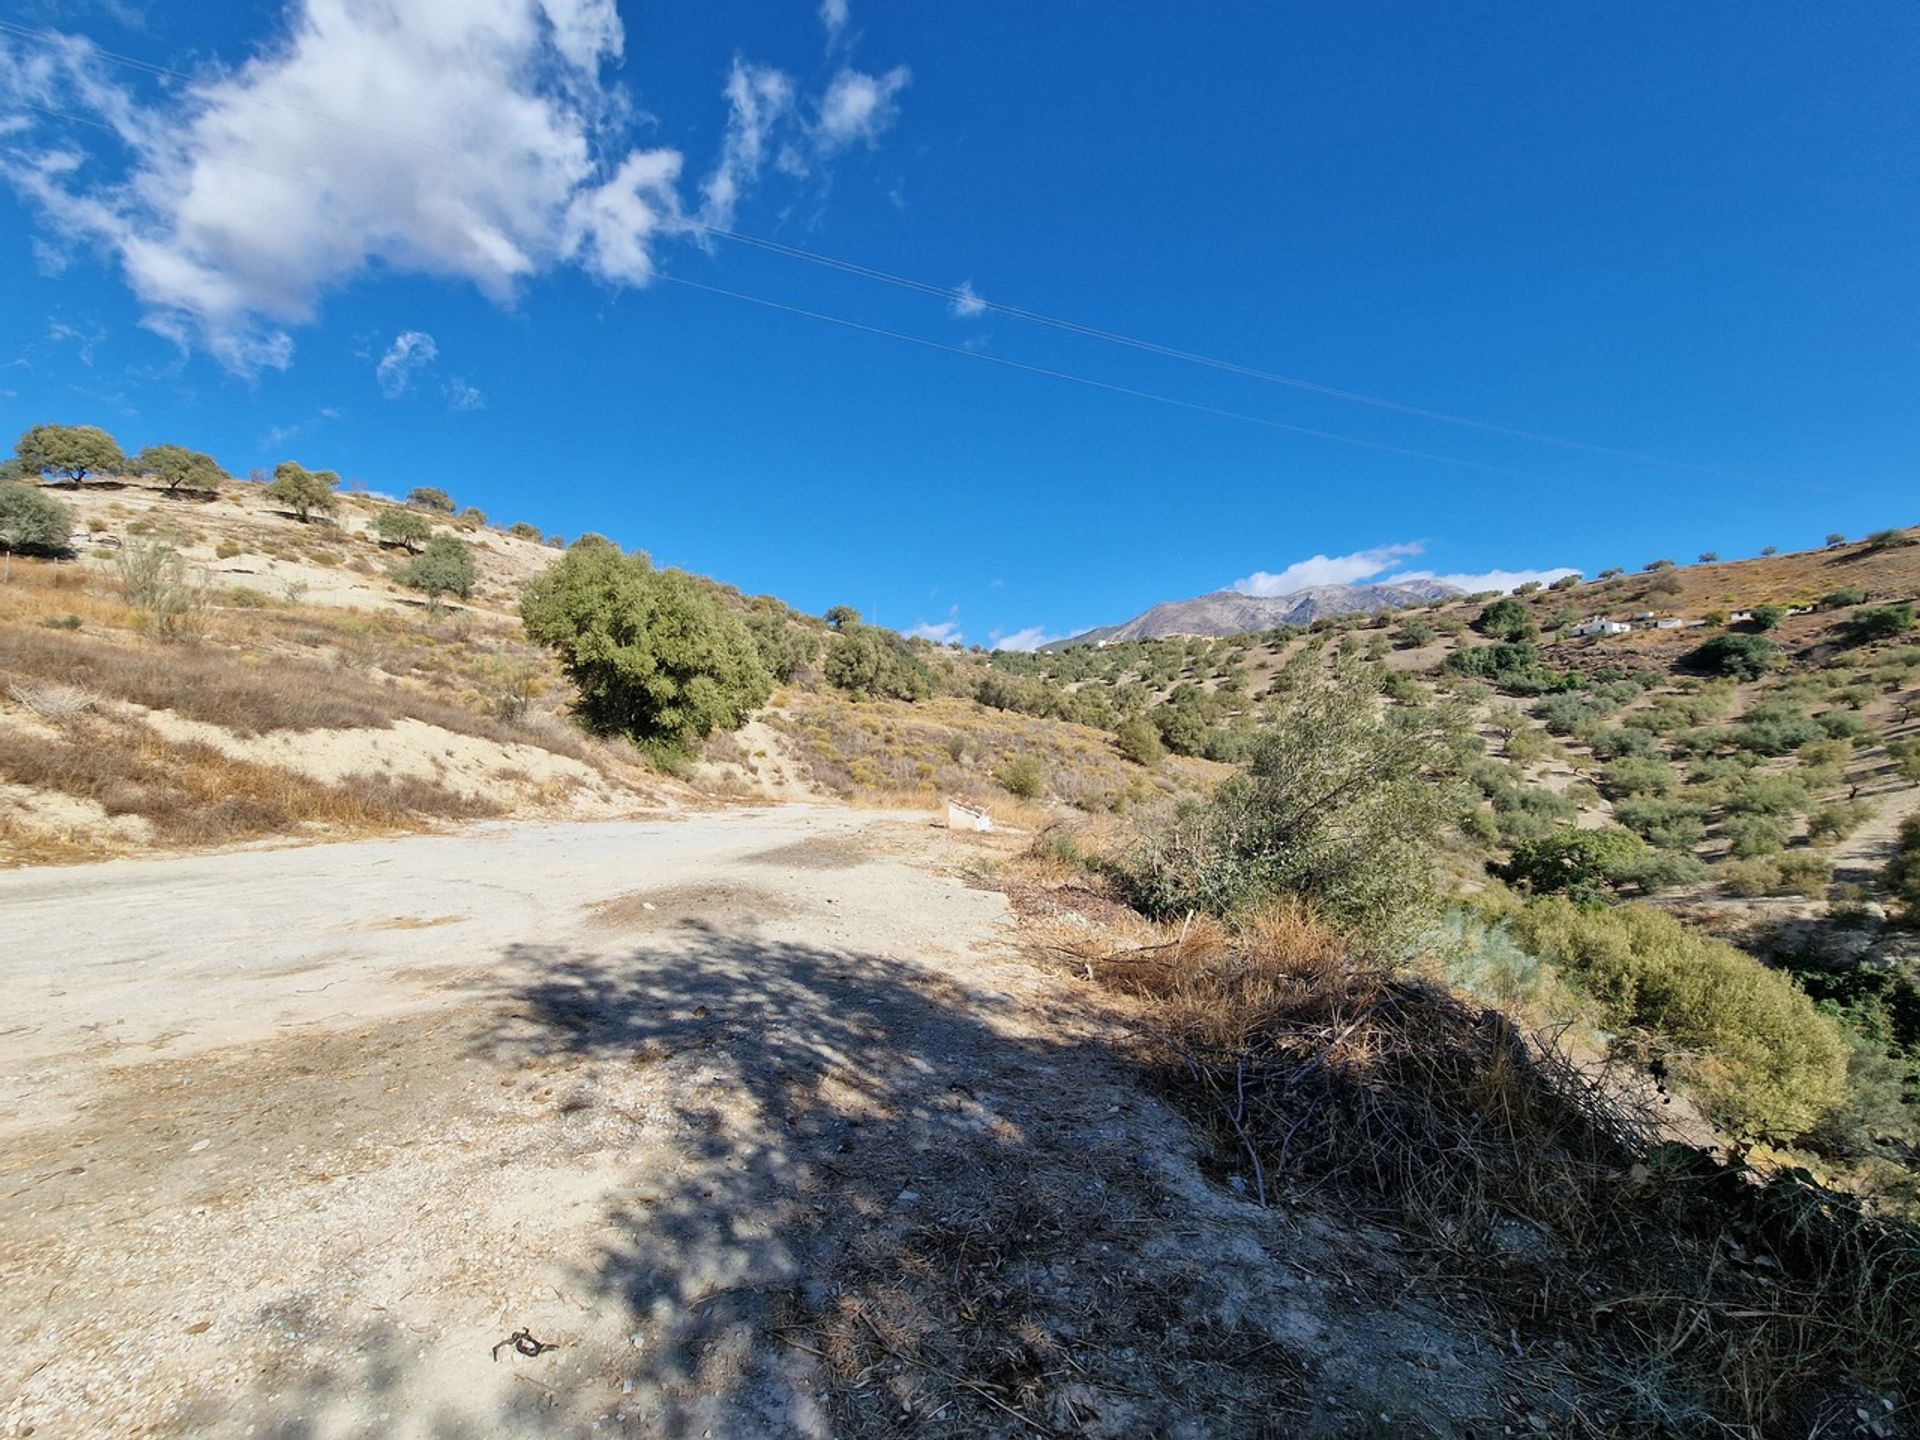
[{"xmin": 1572, "ymin": 618, "xmax": 1632, "ymax": 638}]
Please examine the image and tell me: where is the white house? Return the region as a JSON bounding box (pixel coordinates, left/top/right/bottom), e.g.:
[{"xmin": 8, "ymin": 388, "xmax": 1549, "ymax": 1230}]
[{"xmin": 1572, "ymin": 618, "xmax": 1632, "ymax": 638}]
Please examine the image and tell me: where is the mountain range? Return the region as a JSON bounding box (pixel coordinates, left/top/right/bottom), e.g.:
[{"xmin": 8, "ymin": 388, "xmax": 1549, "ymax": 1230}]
[{"xmin": 1043, "ymin": 579, "xmax": 1461, "ymax": 648}]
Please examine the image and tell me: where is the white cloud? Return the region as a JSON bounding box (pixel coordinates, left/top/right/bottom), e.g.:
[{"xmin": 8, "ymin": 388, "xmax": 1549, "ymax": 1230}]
[
  {"xmin": 992, "ymin": 625, "xmax": 1063, "ymax": 653},
  {"xmin": 375, "ymin": 330, "xmax": 437, "ymax": 397},
  {"xmin": 820, "ymin": 0, "xmax": 849, "ymax": 37},
  {"xmin": 1233, "ymin": 542, "xmax": 1575, "ymax": 597},
  {"xmin": 698, "ymin": 60, "xmax": 794, "ymax": 230},
  {"xmin": 1233, "ymin": 543, "xmax": 1426, "ymax": 597},
  {"xmin": 1393, "ymin": 566, "xmax": 1579, "ymax": 594},
  {"xmin": 814, "ymin": 65, "xmax": 910, "ymax": 152},
  {"xmin": 261, "ymin": 404, "xmax": 340, "ymax": 448},
  {"xmin": 907, "ymin": 606, "xmax": 962, "ymax": 645},
  {"xmin": 0, "ymin": 3, "xmax": 908, "ymax": 372},
  {"xmin": 950, "ymin": 280, "xmax": 986, "ymax": 318},
  {"xmin": 444, "ymin": 376, "xmax": 485, "ymax": 411}
]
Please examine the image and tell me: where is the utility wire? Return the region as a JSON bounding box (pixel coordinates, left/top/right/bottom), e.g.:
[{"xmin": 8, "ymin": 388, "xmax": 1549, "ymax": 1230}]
[{"xmin": 658, "ymin": 274, "xmax": 1549, "ymax": 481}]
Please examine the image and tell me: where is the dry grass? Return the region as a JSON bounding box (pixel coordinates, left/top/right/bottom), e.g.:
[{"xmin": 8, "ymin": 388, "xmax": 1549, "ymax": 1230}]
[
  {"xmin": 1003, "ymin": 868, "xmax": 1920, "ymax": 1434},
  {"xmin": 0, "ymin": 714, "xmax": 500, "ymax": 853}
]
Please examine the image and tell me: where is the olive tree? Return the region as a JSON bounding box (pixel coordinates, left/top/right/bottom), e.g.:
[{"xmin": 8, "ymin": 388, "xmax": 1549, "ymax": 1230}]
[
  {"xmin": 266, "ymin": 461, "xmax": 340, "ymax": 522},
  {"xmin": 133, "ymin": 443, "xmax": 228, "ymax": 495},
  {"xmin": 397, "ymin": 534, "xmax": 476, "ymax": 604},
  {"xmin": 521, "ymin": 543, "xmax": 772, "ymax": 755},
  {"xmin": 408, "ymin": 486, "xmax": 457, "ymax": 514},
  {"xmin": 372, "ymin": 507, "xmax": 433, "ymax": 552},
  {"xmin": 1125, "ymin": 657, "xmax": 1468, "ymax": 957},
  {"xmin": 14, "ymin": 424, "xmax": 125, "ymax": 485}
]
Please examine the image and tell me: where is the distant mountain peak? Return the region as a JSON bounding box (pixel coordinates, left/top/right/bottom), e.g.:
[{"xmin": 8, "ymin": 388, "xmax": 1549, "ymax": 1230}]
[{"xmin": 1042, "ymin": 579, "xmax": 1459, "ymax": 649}]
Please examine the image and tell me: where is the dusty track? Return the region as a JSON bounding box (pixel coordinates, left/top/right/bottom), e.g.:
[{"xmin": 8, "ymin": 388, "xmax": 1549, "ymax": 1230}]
[{"xmin": 0, "ymin": 809, "xmax": 1497, "ymax": 1438}]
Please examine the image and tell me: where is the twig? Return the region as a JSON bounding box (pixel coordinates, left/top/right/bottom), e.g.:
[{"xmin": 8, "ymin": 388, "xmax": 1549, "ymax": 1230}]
[{"xmin": 855, "ymin": 1311, "xmax": 1063, "ymax": 1436}]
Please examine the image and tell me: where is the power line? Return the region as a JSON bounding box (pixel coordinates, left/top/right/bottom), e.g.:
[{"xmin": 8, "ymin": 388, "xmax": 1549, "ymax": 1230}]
[
  {"xmin": 657, "ymin": 274, "xmax": 1549, "ymax": 481},
  {"xmin": 690, "ymin": 223, "xmax": 1731, "ymax": 476}
]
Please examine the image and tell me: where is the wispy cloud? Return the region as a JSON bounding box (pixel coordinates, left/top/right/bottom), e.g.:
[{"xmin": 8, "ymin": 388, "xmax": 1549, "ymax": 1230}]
[
  {"xmin": 1233, "ymin": 541, "xmax": 1574, "ymax": 597},
  {"xmin": 950, "ymin": 280, "xmax": 986, "ymax": 318},
  {"xmin": 820, "ymin": 0, "xmax": 850, "ymax": 38},
  {"xmin": 261, "ymin": 405, "xmax": 339, "ymax": 449},
  {"xmin": 375, "ymin": 330, "xmax": 437, "ymax": 398},
  {"xmin": 444, "ymin": 376, "xmax": 485, "ymax": 412}
]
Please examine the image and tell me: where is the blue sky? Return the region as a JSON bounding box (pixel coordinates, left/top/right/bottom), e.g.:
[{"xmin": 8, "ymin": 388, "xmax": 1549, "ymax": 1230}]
[{"xmin": 1, "ymin": 2, "xmax": 1914, "ymax": 648}]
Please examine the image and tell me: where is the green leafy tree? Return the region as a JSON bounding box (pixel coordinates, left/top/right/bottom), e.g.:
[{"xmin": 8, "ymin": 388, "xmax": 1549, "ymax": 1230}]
[
  {"xmin": 745, "ymin": 611, "xmax": 816, "ymax": 683},
  {"xmin": 1698, "ymin": 551, "xmax": 1719, "ymax": 563},
  {"xmin": 407, "ymin": 486, "xmax": 456, "ymax": 514},
  {"xmin": 266, "ymin": 461, "xmax": 340, "ymax": 522},
  {"xmin": 1644, "ymin": 558, "xmax": 1676, "ymax": 572},
  {"xmin": 1597, "ymin": 566, "xmax": 1625, "ymax": 579},
  {"xmin": 508, "ymin": 521, "xmax": 541, "ymax": 540},
  {"xmin": 1825, "ymin": 532, "xmax": 1847, "ymax": 548},
  {"xmin": 1503, "ymin": 826, "xmax": 1650, "ymax": 901},
  {"xmin": 0, "ymin": 481, "xmax": 75, "ymax": 577},
  {"xmin": 1748, "ymin": 604, "xmax": 1784, "ymax": 631},
  {"xmin": 459, "ymin": 505, "xmax": 487, "ymax": 528},
  {"xmin": 1548, "ymin": 573, "xmax": 1582, "ymax": 591},
  {"xmin": 1759, "ymin": 545, "xmax": 1777, "ymax": 556},
  {"xmin": 520, "ymin": 544, "xmax": 772, "ymax": 754},
  {"xmin": 1475, "ymin": 596, "xmax": 1536, "ymax": 642},
  {"xmin": 1688, "ymin": 633, "xmax": 1782, "ymax": 680},
  {"xmin": 396, "ymin": 534, "xmax": 477, "ymax": 603},
  {"xmin": 823, "ymin": 624, "xmax": 935, "ymax": 700},
  {"xmin": 132, "ymin": 443, "xmax": 227, "ymax": 495},
  {"xmin": 372, "ymin": 507, "xmax": 433, "ymax": 552},
  {"xmin": 14, "ymin": 424, "xmax": 125, "ymax": 485},
  {"xmin": 824, "ymin": 604, "xmax": 861, "ymax": 631}
]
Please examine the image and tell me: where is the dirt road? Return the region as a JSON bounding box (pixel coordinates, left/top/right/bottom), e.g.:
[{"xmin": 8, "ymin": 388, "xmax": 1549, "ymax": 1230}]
[{"xmin": 0, "ymin": 808, "xmax": 1495, "ymax": 1438}]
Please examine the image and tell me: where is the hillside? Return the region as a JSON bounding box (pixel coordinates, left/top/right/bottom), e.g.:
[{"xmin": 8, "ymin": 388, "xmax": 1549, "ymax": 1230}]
[{"xmin": 4, "ymin": 465, "xmax": 1919, "ymax": 1435}]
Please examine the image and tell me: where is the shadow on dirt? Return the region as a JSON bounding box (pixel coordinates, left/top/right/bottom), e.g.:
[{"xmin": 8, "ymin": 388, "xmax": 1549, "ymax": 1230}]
[{"xmin": 216, "ymin": 920, "xmax": 1465, "ymax": 1438}]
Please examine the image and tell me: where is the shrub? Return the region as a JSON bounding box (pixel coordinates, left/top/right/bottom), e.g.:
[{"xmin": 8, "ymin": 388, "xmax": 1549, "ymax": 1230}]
[
  {"xmin": 266, "ymin": 461, "xmax": 340, "ymax": 522},
  {"xmin": 1748, "ymin": 604, "xmax": 1784, "ymax": 631},
  {"xmin": 1615, "ymin": 797, "xmax": 1709, "ymax": 851},
  {"xmin": 1476, "ymin": 597, "xmax": 1536, "ymax": 642},
  {"xmin": 1548, "ymin": 573, "xmax": 1581, "ymax": 591},
  {"xmin": 14, "ymin": 423, "xmax": 124, "ymax": 484},
  {"xmin": 1822, "ymin": 588, "xmax": 1867, "ymax": 608},
  {"xmin": 823, "ymin": 624, "xmax": 935, "ymax": 701},
  {"xmin": 1504, "ymin": 826, "xmax": 1650, "ymax": 901},
  {"xmin": 115, "ymin": 538, "xmax": 208, "ymax": 637},
  {"xmin": 1845, "ymin": 603, "xmax": 1915, "ymax": 645},
  {"xmin": 1698, "ymin": 552, "xmax": 1719, "ymax": 564},
  {"xmin": 1114, "ymin": 715, "xmax": 1164, "ymax": 767},
  {"xmin": 1644, "ymin": 559, "xmax": 1676, "ymax": 572},
  {"xmin": 996, "ymin": 753, "xmax": 1044, "ymax": 800},
  {"xmin": 1125, "ymin": 659, "xmax": 1464, "ymax": 956},
  {"xmin": 1718, "ymin": 857, "xmax": 1784, "ymax": 897},
  {"xmin": 1688, "ymin": 633, "xmax": 1783, "ymax": 680},
  {"xmin": 0, "ymin": 482, "xmax": 74, "ymax": 569},
  {"xmin": 1825, "ymin": 533, "xmax": 1848, "ymax": 548},
  {"xmin": 459, "ymin": 505, "xmax": 488, "ymax": 528},
  {"xmin": 520, "ymin": 543, "xmax": 772, "ymax": 755},
  {"xmin": 407, "ymin": 486, "xmax": 456, "ymax": 514},
  {"xmin": 1776, "ymin": 852, "xmax": 1833, "ymax": 899},
  {"xmin": 1724, "ymin": 814, "xmax": 1791, "ymax": 858},
  {"xmin": 1505, "ymin": 899, "xmax": 1849, "ymax": 1138},
  {"xmin": 1601, "ymin": 754, "xmax": 1677, "ymax": 798},
  {"xmin": 508, "ymin": 521, "xmax": 541, "ymax": 540},
  {"xmin": 371, "ymin": 507, "xmax": 432, "ymax": 552},
  {"xmin": 396, "ymin": 534, "xmax": 476, "ymax": 603},
  {"xmin": 1863, "ymin": 528, "xmax": 1913, "ymax": 552},
  {"xmin": 1394, "ymin": 619, "xmax": 1436, "ymax": 650},
  {"xmin": 745, "ymin": 612, "xmax": 816, "ymax": 683}
]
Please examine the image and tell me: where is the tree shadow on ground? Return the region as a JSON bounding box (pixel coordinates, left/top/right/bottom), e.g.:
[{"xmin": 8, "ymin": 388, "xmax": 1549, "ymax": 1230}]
[{"xmin": 463, "ymin": 921, "xmax": 1332, "ymax": 1437}]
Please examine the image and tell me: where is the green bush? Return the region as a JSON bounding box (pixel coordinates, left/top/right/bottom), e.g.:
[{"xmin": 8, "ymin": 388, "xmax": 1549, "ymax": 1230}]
[
  {"xmin": 1615, "ymin": 797, "xmax": 1709, "ymax": 851},
  {"xmin": 1718, "ymin": 856, "xmax": 1784, "ymax": 897},
  {"xmin": 1505, "ymin": 899, "xmax": 1849, "ymax": 1138},
  {"xmin": 508, "ymin": 521, "xmax": 542, "ymax": 540},
  {"xmin": 1748, "ymin": 604, "xmax": 1785, "ymax": 631},
  {"xmin": 520, "ymin": 543, "xmax": 772, "ymax": 754},
  {"xmin": 1600, "ymin": 754, "xmax": 1677, "ymax": 797},
  {"xmin": 823, "ymin": 624, "xmax": 935, "ymax": 701},
  {"xmin": 1822, "ymin": 588, "xmax": 1867, "ymax": 608},
  {"xmin": 745, "ymin": 611, "xmax": 816, "ymax": 683},
  {"xmin": 1504, "ymin": 826, "xmax": 1649, "ymax": 901},
  {"xmin": 396, "ymin": 534, "xmax": 476, "ymax": 602},
  {"xmin": 1114, "ymin": 715, "xmax": 1165, "ymax": 767},
  {"xmin": 1724, "ymin": 814, "xmax": 1790, "ymax": 858},
  {"xmin": 1125, "ymin": 659, "xmax": 1464, "ymax": 956},
  {"xmin": 1845, "ymin": 604, "xmax": 1915, "ymax": 645},
  {"xmin": 996, "ymin": 753, "xmax": 1045, "ymax": 800},
  {"xmin": 0, "ymin": 481, "xmax": 74, "ymax": 562},
  {"xmin": 1889, "ymin": 815, "xmax": 1920, "ymax": 920},
  {"xmin": 1475, "ymin": 596, "xmax": 1536, "ymax": 642},
  {"xmin": 1688, "ymin": 633, "xmax": 1783, "ymax": 680}
]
